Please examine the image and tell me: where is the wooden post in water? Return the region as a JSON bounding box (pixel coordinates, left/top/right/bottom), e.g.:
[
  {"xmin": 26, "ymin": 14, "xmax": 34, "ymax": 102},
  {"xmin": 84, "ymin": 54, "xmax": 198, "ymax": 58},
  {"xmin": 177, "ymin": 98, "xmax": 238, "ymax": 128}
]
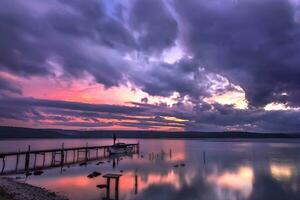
[
  {"xmin": 25, "ymin": 145, "xmax": 31, "ymax": 172},
  {"xmin": 60, "ymin": 143, "xmax": 64, "ymax": 166},
  {"xmin": 51, "ymin": 152, "xmax": 55, "ymax": 166},
  {"xmin": 73, "ymin": 150, "xmax": 76, "ymax": 163},
  {"xmin": 106, "ymin": 177, "xmax": 110, "ymax": 199},
  {"xmin": 102, "ymin": 174, "xmax": 122, "ymax": 200},
  {"xmin": 134, "ymin": 172, "xmax": 138, "ymax": 195},
  {"xmin": 42, "ymin": 152, "xmax": 45, "ymax": 167},
  {"xmin": 115, "ymin": 177, "xmax": 119, "ymax": 200},
  {"xmin": 85, "ymin": 143, "xmax": 88, "ymax": 162},
  {"xmin": 76, "ymin": 149, "xmax": 79, "ymax": 161},
  {"xmin": 1, "ymin": 156, "xmax": 5, "ymax": 174},
  {"xmin": 65, "ymin": 151, "xmax": 68, "ymax": 163},
  {"xmin": 33, "ymin": 153, "xmax": 37, "ymax": 169},
  {"xmin": 15, "ymin": 149, "xmax": 20, "ymax": 171}
]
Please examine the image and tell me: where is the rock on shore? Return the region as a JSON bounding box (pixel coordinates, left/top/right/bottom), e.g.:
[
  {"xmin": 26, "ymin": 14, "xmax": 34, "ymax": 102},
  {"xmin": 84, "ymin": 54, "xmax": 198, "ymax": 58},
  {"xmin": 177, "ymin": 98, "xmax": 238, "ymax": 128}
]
[{"xmin": 0, "ymin": 178, "xmax": 68, "ymax": 200}]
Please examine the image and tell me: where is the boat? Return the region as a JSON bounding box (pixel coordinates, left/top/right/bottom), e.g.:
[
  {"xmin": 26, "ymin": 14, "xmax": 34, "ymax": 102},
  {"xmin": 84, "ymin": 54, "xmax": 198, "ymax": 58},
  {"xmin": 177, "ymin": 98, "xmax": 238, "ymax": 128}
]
[{"xmin": 108, "ymin": 143, "xmax": 134, "ymax": 154}]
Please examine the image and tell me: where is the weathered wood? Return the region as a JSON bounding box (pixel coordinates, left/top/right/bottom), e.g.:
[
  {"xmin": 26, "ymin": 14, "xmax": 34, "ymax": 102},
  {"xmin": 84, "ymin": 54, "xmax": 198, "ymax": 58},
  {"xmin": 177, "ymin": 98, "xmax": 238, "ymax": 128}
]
[
  {"xmin": 1, "ymin": 156, "xmax": 5, "ymax": 174},
  {"xmin": 0, "ymin": 143, "xmax": 139, "ymax": 176},
  {"xmin": 33, "ymin": 153, "xmax": 37, "ymax": 169},
  {"xmin": 24, "ymin": 145, "xmax": 31, "ymax": 172},
  {"xmin": 102, "ymin": 174, "xmax": 122, "ymax": 200},
  {"xmin": 15, "ymin": 150, "xmax": 20, "ymax": 171},
  {"xmin": 0, "ymin": 143, "xmax": 138, "ymax": 157},
  {"xmin": 106, "ymin": 177, "xmax": 110, "ymax": 199}
]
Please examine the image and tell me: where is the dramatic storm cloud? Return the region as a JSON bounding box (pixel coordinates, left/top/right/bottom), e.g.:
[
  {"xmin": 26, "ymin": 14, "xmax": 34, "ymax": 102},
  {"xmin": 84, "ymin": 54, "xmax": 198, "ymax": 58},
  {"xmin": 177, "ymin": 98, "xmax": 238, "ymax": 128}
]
[
  {"xmin": 1, "ymin": 0, "xmax": 300, "ymax": 132},
  {"xmin": 174, "ymin": 0, "xmax": 300, "ymax": 107}
]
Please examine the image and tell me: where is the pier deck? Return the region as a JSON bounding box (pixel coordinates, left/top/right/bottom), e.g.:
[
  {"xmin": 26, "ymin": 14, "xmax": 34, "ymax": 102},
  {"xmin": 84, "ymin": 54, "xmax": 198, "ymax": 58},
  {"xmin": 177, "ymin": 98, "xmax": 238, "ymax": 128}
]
[{"xmin": 0, "ymin": 143, "xmax": 139, "ymax": 175}]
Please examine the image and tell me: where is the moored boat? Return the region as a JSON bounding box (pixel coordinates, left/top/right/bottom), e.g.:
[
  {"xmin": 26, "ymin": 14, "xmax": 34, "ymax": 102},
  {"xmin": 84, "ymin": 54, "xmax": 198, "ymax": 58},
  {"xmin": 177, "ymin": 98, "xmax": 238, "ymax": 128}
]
[{"xmin": 108, "ymin": 143, "xmax": 134, "ymax": 154}]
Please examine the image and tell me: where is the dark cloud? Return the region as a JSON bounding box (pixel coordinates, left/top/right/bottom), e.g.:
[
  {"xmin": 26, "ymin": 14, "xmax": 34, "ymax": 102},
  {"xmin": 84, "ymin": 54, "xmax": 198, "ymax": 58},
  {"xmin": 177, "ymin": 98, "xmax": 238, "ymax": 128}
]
[
  {"xmin": 0, "ymin": 97, "xmax": 148, "ymax": 114},
  {"xmin": 174, "ymin": 0, "xmax": 300, "ymax": 107},
  {"xmin": 0, "ymin": 77, "xmax": 22, "ymax": 95},
  {"xmin": 129, "ymin": 0, "xmax": 178, "ymax": 53},
  {"xmin": 0, "ymin": 0, "xmax": 134, "ymax": 87},
  {"xmin": 0, "ymin": 97, "xmax": 187, "ymax": 129},
  {"xmin": 1, "ymin": 96, "xmax": 300, "ymax": 132},
  {"xmin": 131, "ymin": 59, "xmax": 209, "ymax": 99},
  {"xmin": 187, "ymin": 103, "xmax": 300, "ymax": 132},
  {"xmin": 1, "ymin": 0, "xmax": 300, "ymax": 132}
]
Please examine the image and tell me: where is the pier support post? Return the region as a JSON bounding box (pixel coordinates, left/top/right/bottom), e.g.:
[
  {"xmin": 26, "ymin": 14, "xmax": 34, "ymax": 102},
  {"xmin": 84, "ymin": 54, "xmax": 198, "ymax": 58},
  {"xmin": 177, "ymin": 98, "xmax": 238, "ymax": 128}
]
[
  {"xmin": 33, "ymin": 153, "xmax": 37, "ymax": 169},
  {"xmin": 60, "ymin": 143, "xmax": 65, "ymax": 166},
  {"xmin": 25, "ymin": 145, "xmax": 31, "ymax": 172},
  {"xmin": 134, "ymin": 173, "xmax": 138, "ymax": 195},
  {"xmin": 106, "ymin": 177, "xmax": 110, "ymax": 199},
  {"xmin": 85, "ymin": 143, "xmax": 88, "ymax": 162},
  {"xmin": 15, "ymin": 149, "xmax": 20, "ymax": 171},
  {"xmin": 73, "ymin": 150, "xmax": 76, "ymax": 163},
  {"xmin": 42, "ymin": 153, "xmax": 45, "ymax": 167},
  {"xmin": 1, "ymin": 156, "xmax": 5, "ymax": 174},
  {"xmin": 115, "ymin": 177, "xmax": 119, "ymax": 200},
  {"xmin": 102, "ymin": 174, "xmax": 122, "ymax": 200},
  {"xmin": 65, "ymin": 151, "xmax": 68, "ymax": 163}
]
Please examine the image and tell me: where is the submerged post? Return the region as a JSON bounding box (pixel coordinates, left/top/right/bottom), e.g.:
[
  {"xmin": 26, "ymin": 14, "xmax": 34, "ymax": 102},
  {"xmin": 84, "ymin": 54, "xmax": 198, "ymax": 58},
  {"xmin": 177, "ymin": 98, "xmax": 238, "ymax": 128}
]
[
  {"xmin": 25, "ymin": 145, "xmax": 31, "ymax": 172},
  {"xmin": 113, "ymin": 134, "xmax": 116, "ymax": 145},
  {"xmin": 73, "ymin": 149, "xmax": 76, "ymax": 163},
  {"xmin": 33, "ymin": 153, "xmax": 37, "ymax": 169},
  {"xmin": 60, "ymin": 143, "xmax": 65, "ymax": 166},
  {"xmin": 42, "ymin": 152, "xmax": 45, "ymax": 167},
  {"xmin": 103, "ymin": 174, "xmax": 122, "ymax": 200},
  {"xmin": 106, "ymin": 177, "xmax": 110, "ymax": 199},
  {"xmin": 85, "ymin": 143, "xmax": 88, "ymax": 162},
  {"xmin": 134, "ymin": 172, "xmax": 138, "ymax": 195},
  {"xmin": 1, "ymin": 156, "xmax": 5, "ymax": 174},
  {"xmin": 15, "ymin": 149, "xmax": 20, "ymax": 171}
]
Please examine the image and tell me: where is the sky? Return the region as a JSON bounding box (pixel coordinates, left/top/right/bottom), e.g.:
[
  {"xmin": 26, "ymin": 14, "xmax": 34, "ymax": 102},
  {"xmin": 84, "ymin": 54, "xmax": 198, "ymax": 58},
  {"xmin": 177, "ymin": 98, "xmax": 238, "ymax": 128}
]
[{"xmin": 1, "ymin": 0, "xmax": 300, "ymax": 132}]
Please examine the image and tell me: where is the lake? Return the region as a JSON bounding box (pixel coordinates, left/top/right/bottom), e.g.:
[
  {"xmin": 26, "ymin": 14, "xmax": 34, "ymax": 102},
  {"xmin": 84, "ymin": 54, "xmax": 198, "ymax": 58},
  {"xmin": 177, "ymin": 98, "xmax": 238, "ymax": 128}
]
[{"xmin": 1, "ymin": 139, "xmax": 300, "ymax": 200}]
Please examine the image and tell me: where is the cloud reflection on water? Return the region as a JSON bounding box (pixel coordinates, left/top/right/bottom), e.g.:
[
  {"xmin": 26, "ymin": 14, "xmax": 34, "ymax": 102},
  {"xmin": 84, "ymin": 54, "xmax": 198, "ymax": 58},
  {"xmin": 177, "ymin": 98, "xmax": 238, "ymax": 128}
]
[{"xmin": 3, "ymin": 139, "xmax": 300, "ymax": 200}]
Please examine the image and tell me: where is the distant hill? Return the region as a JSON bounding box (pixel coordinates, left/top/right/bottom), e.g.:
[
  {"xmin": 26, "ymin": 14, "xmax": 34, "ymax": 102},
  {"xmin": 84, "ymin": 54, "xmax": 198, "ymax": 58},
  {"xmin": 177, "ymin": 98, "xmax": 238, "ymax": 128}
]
[{"xmin": 0, "ymin": 126, "xmax": 300, "ymax": 139}]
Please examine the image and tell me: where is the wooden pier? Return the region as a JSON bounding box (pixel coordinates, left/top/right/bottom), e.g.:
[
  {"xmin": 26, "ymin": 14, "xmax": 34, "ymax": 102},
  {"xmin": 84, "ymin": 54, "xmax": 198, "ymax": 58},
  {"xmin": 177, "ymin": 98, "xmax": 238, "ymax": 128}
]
[{"xmin": 0, "ymin": 143, "xmax": 139, "ymax": 175}]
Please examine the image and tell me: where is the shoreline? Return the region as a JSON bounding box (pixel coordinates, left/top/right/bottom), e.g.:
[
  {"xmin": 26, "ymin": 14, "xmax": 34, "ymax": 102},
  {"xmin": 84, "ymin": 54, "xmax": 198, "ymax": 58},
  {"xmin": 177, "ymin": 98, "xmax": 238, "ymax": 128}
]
[{"xmin": 0, "ymin": 178, "xmax": 68, "ymax": 200}]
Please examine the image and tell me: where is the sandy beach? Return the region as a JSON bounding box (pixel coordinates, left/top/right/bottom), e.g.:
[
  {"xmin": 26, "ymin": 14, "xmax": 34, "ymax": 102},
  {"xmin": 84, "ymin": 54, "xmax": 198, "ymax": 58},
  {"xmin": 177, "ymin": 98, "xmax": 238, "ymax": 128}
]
[{"xmin": 0, "ymin": 178, "xmax": 68, "ymax": 200}]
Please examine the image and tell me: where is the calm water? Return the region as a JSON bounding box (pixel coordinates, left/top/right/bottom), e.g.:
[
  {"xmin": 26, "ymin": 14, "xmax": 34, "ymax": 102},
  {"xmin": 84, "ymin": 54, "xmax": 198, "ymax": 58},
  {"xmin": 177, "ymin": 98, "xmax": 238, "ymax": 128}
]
[{"xmin": 1, "ymin": 139, "xmax": 300, "ymax": 200}]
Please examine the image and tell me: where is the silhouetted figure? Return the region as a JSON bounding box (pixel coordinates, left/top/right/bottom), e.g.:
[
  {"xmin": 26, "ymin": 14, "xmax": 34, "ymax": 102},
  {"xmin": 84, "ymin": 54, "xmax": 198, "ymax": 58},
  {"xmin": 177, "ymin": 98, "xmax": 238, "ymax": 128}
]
[{"xmin": 113, "ymin": 134, "xmax": 117, "ymax": 145}]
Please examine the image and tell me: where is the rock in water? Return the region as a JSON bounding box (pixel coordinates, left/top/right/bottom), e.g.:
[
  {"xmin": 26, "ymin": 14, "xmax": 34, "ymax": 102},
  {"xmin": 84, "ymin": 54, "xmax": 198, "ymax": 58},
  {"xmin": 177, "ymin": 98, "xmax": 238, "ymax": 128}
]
[
  {"xmin": 96, "ymin": 161, "xmax": 104, "ymax": 165},
  {"xmin": 97, "ymin": 184, "xmax": 107, "ymax": 189},
  {"xmin": 33, "ymin": 170, "xmax": 44, "ymax": 176},
  {"xmin": 79, "ymin": 162, "xmax": 87, "ymax": 166},
  {"xmin": 25, "ymin": 172, "xmax": 32, "ymax": 176},
  {"xmin": 87, "ymin": 171, "xmax": 101, "ymax": 178}
]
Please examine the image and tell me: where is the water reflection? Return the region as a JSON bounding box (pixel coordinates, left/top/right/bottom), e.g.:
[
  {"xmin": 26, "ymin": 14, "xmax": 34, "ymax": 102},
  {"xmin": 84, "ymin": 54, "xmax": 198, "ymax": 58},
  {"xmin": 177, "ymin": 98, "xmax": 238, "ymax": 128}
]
[
  {"xmin": 1, "ymin": 139, "xmax": 300, "ymax": 200},
  {"xmin": 270, "ymin": 163, "xmax": 295, "ymax": 181},
  {"xmin": 207, "ymin": 166, "xmax": 254, "ymax": 199}
]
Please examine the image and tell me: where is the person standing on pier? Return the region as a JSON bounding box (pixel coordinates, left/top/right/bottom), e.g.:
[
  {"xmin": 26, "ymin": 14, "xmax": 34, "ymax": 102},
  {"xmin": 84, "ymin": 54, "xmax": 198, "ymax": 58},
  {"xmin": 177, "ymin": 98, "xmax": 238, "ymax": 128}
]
[{"xmin": 113, "ymin": 134, "xmax": 116, "ymax": 145}]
